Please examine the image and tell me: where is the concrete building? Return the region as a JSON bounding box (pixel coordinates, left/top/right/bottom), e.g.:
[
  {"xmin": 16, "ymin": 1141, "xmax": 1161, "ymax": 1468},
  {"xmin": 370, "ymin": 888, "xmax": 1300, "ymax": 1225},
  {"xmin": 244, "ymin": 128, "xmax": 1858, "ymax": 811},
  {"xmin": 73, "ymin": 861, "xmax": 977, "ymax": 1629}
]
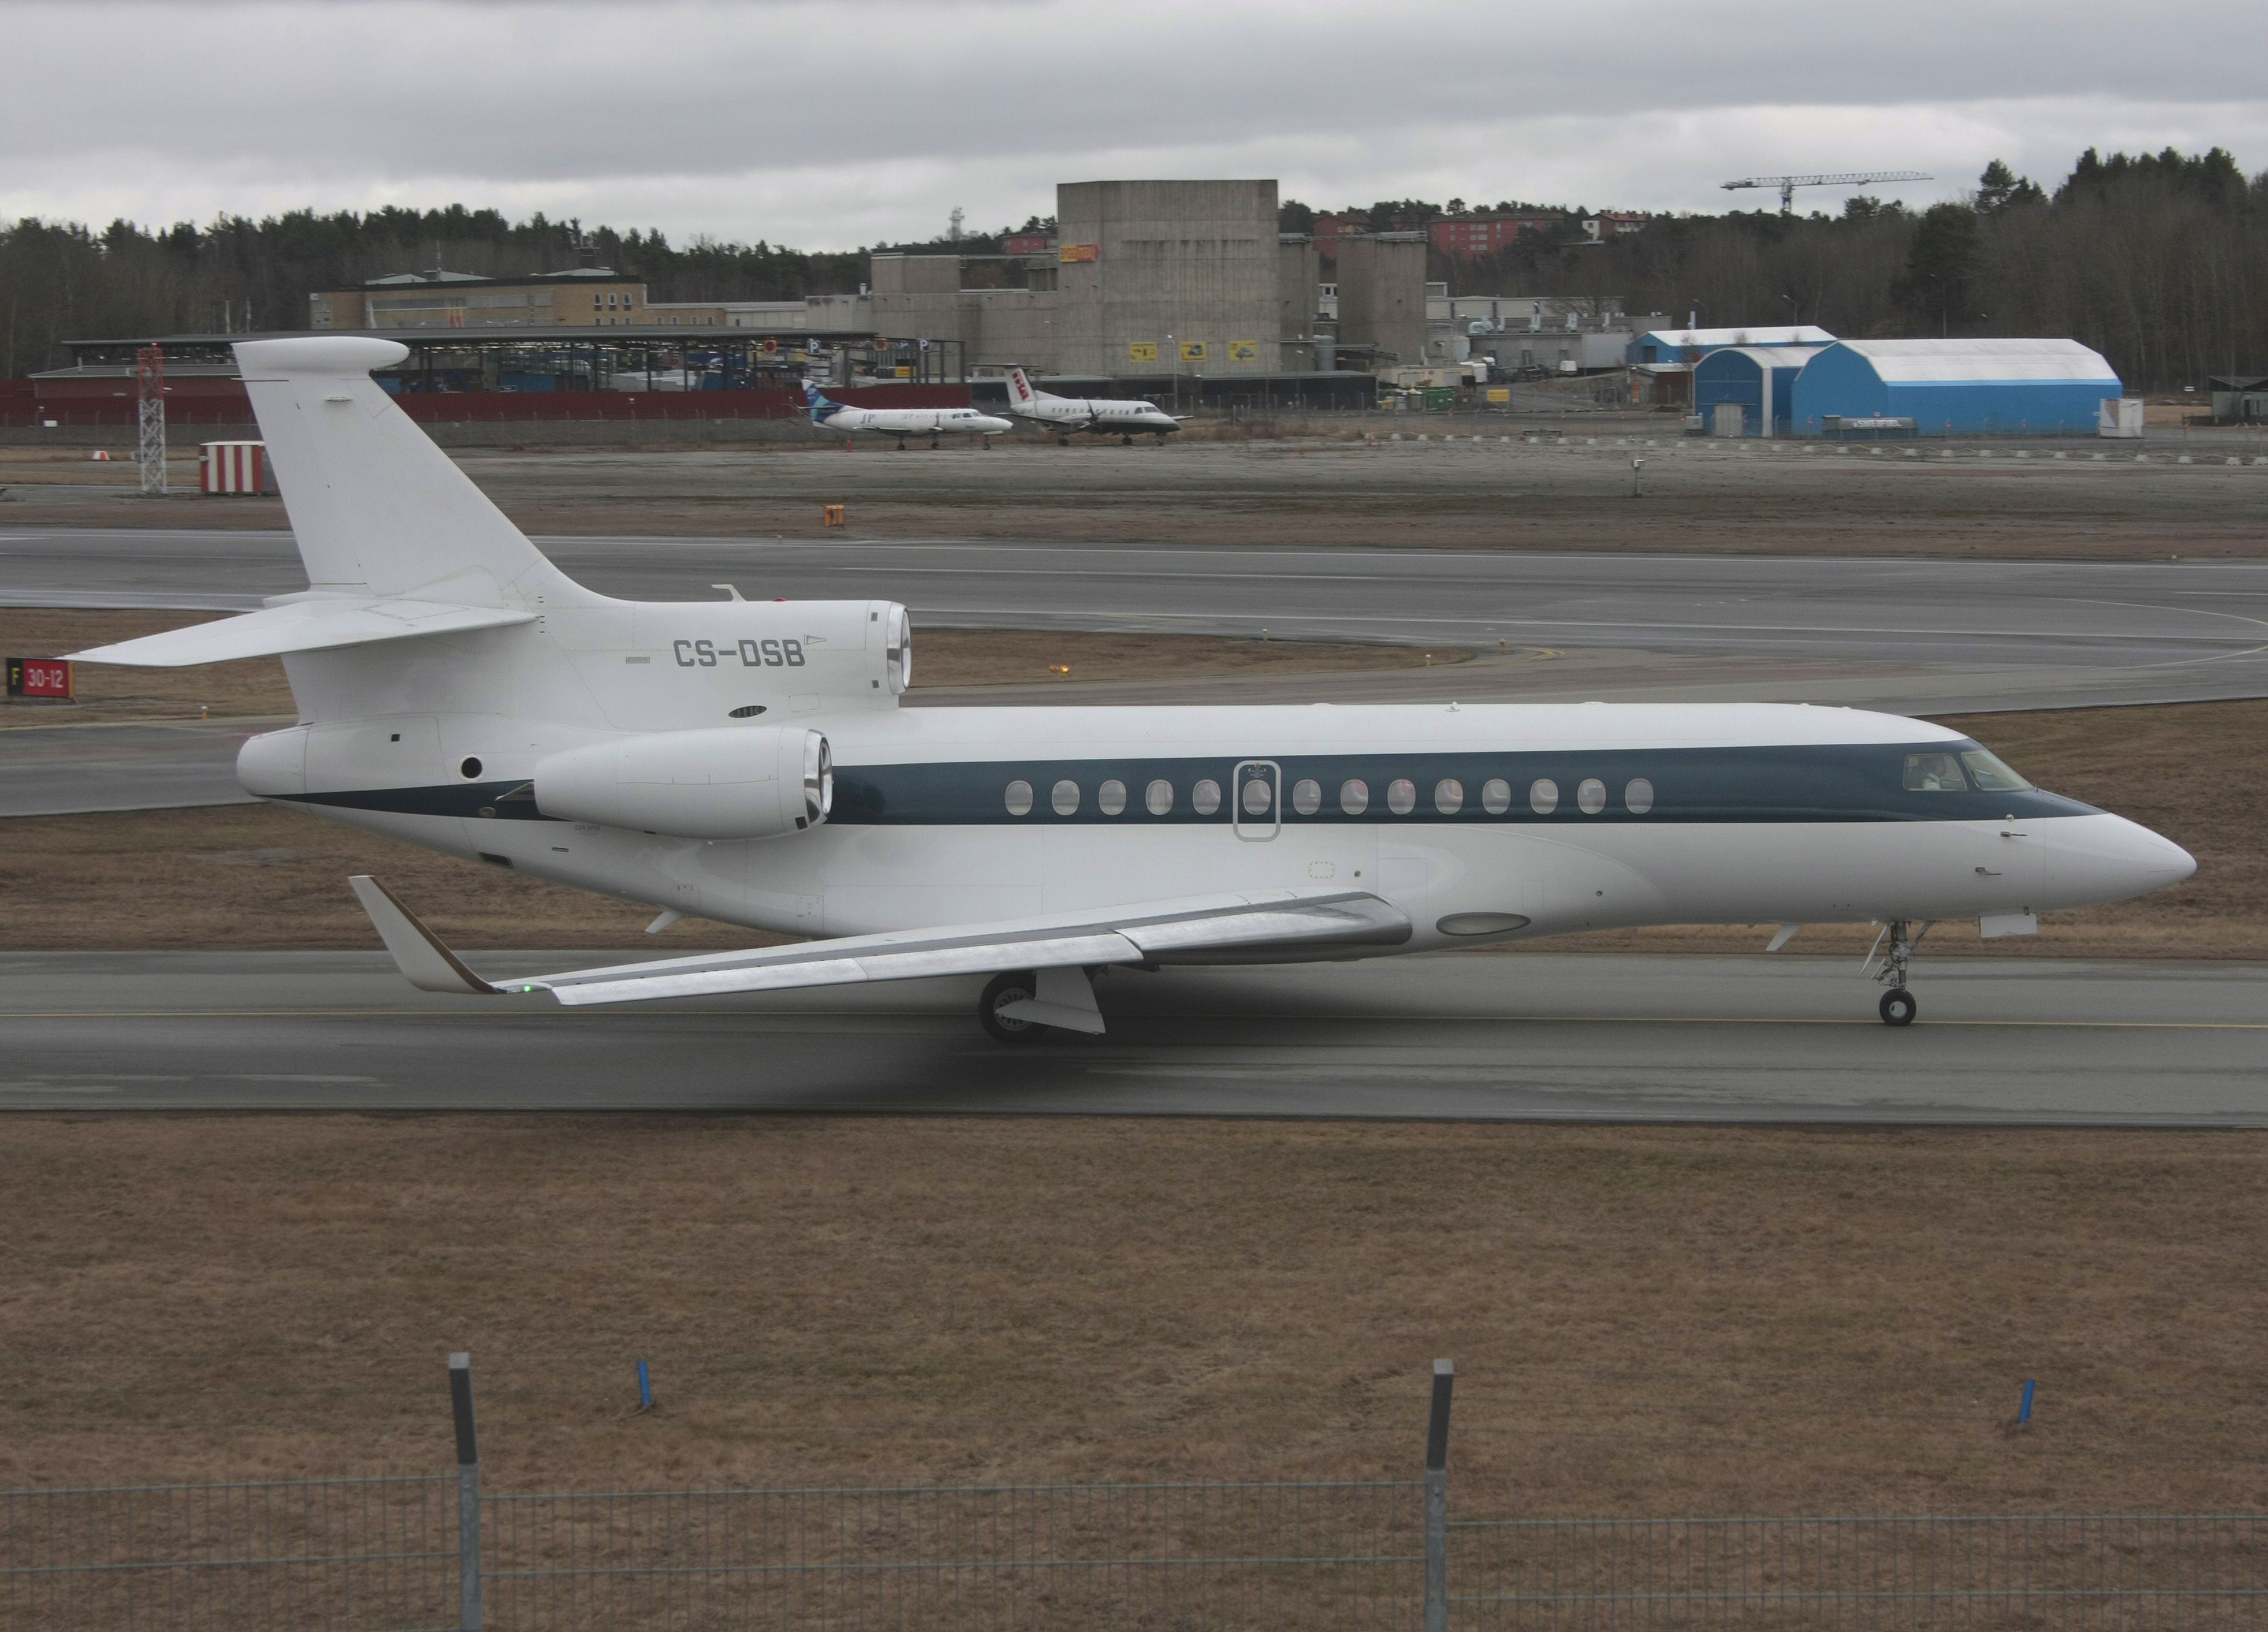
[
  {"xmin": 1691, "ymin": 344, "xmax": 1828, "ymax": 436},
  {"xmin": 1334, "ymin": 232, "xmax": 1427, "ymax": 364},
  {"xmin": 1789, "ymin": 338, "xmax": 2122, "ymax": 437},
  {"xmin": 1051, "ymin": 180, "xmax": 1281, "ymax": 375}
]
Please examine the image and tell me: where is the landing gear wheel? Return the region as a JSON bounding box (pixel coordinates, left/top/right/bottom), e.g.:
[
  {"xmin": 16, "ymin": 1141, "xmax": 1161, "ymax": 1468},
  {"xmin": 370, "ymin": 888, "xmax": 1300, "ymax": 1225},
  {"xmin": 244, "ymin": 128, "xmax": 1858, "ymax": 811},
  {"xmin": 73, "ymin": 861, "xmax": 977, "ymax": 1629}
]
[
  {"xmin": 1879, "ymin": 989, "xmax": 1918, "ymax": 1026},
  {"xmin": 1057, "ymin": 435, "xmax": 1070, "ymax": 446},
  {"xmin": 979, "ymin": 970, "xmax": 1045, "ymax": 1043},
  {"xmin": 1120, "ymin": 434, "xmax": 1133, "ymax": 445},
  {"xmin": 930, "ymin": 438, "xmax": 941, "ymax": 450}
]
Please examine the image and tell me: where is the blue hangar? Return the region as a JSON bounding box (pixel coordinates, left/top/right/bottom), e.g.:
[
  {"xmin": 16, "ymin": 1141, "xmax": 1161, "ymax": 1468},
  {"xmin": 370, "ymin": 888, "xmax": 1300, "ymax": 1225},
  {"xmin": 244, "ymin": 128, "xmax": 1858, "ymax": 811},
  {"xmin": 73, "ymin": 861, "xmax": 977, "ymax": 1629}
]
[
  {"xmin": 1692, "ymin": 344, "xmax": 1829, "ymax": 437},
  {"xmin": 1787, "ymin": 338, "xmax": 2122, "ymax": 437}
]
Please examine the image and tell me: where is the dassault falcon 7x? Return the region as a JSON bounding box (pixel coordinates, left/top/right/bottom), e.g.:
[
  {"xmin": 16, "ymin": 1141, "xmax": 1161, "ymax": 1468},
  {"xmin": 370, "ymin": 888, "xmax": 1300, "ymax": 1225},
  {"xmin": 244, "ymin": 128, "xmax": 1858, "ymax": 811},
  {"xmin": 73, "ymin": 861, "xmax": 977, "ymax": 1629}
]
[
  {"xmin": 1003, "ymin": 366, "xmax": 1183, "ymax": 444},
  {"xmin": 802, "ymin": 378, "xmax": 1012, "ymax": 450},
  {"xmin": 72, "ymin": 338, "xmax": 2194, "ymax": 1039}
]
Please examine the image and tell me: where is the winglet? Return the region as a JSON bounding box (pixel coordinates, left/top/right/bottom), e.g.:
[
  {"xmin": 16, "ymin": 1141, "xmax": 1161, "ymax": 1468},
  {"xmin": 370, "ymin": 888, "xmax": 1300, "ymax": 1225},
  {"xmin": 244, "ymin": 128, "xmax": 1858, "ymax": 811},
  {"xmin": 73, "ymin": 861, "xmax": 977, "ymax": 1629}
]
[{"xmin": 348, "ymin": 875, "xmax": 504, "ymax": 995}]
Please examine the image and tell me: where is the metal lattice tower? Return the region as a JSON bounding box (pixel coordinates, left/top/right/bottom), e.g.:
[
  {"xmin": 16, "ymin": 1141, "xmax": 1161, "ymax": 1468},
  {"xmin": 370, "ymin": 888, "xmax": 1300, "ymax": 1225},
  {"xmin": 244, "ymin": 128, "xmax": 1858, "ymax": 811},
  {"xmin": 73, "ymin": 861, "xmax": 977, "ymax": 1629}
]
[
  {"xmin": 135, "ymin": 344, "xmax": 167, "ymax": 495},
  {"xmin": 1721, "ymin": 171, "xmax": 1933, "ymax": 215}
]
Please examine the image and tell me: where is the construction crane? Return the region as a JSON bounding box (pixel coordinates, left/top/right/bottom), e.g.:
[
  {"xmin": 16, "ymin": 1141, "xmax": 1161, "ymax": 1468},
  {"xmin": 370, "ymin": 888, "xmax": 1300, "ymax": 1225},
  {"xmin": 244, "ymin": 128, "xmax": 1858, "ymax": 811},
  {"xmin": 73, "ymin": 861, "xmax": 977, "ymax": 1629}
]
[{"xmin": 1722, "ymin": 172, "xmax": 1933, "ymax": 215}]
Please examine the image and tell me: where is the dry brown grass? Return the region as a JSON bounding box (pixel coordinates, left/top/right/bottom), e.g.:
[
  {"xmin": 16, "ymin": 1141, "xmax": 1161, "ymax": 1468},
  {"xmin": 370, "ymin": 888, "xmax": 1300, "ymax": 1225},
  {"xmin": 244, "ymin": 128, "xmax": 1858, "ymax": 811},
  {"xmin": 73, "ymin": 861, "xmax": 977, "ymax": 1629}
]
[{"xmin": 1, "ymin": 1117, "xmax": 2262, "ymax": 1514}]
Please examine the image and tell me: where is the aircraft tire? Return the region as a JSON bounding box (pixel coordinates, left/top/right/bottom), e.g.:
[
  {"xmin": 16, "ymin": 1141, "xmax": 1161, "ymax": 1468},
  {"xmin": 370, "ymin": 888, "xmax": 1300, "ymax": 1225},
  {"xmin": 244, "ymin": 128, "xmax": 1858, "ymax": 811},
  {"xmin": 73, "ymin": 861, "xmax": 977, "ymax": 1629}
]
[
  {"xmin": 979, "ymin": 970, "xmax": 1047, "ymax": 1043},
  {"xmin": 1878, "ymin": 989, "xmax": 1917, "ymax": 1026}
]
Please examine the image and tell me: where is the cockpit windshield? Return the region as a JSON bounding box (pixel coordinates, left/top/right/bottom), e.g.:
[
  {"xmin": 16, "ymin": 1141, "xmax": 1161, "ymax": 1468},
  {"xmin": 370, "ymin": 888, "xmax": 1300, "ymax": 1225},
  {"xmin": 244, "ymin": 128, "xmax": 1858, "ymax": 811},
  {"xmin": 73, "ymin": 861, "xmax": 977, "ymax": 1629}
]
[
  {"xmin": 1903, "ymin": 751, "xmax": 1967, "ymax": 792},
  {"xmin": 1959, "ymin": 746, "xmax": 2032, "ymax": 791},
  {"xmin": 1902, "ymin": 744, "xmax": 2035, "ymax": 794}
]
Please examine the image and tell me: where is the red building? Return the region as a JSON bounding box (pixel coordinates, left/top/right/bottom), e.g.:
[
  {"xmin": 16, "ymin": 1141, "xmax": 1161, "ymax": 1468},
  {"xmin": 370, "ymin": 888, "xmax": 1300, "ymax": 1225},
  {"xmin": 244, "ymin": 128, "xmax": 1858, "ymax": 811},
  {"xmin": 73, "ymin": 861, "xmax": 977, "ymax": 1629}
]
[
  {"xmin": 1427, "ymin": 213, "xmax": 1563, "ymax": 258},
  {"xmin": 1002, "ymin": 232, "xmax": 1056, "ymax": 256}
]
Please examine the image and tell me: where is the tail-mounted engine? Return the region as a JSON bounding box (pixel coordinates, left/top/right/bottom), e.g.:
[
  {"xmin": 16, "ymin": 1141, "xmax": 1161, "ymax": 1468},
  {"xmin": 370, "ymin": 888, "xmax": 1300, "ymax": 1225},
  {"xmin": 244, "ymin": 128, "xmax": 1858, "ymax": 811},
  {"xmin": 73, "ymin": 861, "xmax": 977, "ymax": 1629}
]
[{"xmin": 534, "ymin": 726, "xmax": 832, "ymax": 841}]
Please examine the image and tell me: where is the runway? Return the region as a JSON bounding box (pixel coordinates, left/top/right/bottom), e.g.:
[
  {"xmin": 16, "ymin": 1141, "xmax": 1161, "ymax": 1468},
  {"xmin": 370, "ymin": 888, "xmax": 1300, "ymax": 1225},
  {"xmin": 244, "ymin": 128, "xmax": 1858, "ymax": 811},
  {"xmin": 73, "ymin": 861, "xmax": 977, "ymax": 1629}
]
[
  {"xmin": 8, "ymin": 528, "xmax": 2268, "ymax": 713},
  {"xmin": 3, "ymin": 951, "xmax": 2263, "ymax": 1124}
]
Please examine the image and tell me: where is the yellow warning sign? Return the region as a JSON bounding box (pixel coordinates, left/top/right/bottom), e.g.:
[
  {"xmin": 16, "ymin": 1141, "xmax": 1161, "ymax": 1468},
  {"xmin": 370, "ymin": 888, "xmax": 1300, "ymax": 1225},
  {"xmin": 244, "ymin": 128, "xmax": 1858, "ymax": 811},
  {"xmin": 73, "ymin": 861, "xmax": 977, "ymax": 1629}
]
[
  {"xmin": 1059, "ymin": 243, "xmax": 1099, "ymax": 263},
  {"xmin": 1228, "ymin": 339, "xmax": 1258, "ymax": 362},
  {"xmin": 1178, "ymin": 341, "xmax": 1209, "ymax": 363},
  {"xmin": 1127, "ymin": 341, "xmax": 1159, "ymax": 364}
]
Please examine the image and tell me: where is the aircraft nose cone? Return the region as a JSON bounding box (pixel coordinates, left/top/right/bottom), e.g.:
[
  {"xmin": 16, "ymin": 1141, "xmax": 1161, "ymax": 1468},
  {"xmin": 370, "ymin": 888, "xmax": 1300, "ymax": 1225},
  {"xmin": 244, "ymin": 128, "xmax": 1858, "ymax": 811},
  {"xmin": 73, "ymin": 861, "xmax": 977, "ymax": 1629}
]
[{"xmin": 2048, "ymin": 814, "xmax": 2195, "ymax": 906}]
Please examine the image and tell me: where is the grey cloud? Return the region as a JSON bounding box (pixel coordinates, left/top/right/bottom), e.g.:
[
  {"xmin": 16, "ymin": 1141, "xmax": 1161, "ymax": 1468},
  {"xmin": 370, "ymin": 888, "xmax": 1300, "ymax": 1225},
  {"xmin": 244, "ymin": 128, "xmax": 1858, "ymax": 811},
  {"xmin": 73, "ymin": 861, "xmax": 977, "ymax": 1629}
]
[{"xmin": 1, "ymin": 0, "xmax": 2260, "ymax": 246}]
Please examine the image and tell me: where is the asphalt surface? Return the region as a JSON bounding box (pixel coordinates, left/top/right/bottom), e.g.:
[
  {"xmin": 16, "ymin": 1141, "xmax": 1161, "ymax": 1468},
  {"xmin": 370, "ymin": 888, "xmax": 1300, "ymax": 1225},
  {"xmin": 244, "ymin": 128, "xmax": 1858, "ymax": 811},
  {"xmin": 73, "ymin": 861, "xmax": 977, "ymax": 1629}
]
[
  {"xmin": 8, "ymin": 530, "xmax": 2268, "ymax": 815},
  {"xmin": 2, "ymin": 951, "xmax": 2262, "ymax": 1123}
]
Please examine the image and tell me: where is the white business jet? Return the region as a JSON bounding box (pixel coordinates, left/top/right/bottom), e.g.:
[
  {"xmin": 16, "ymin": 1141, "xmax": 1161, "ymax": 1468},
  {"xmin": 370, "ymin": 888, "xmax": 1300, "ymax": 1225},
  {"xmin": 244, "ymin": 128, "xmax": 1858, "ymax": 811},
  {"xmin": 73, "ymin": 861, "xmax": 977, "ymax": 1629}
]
[
  {"xmin": 802, "ymin": 378, "xmax": 1011, "ymax": 450},
  {"xmin": 1004, "ymin": 367, "xmax": 1183, "ymax": 444},
  {"xmin": 72, "ymin": 338, "xmax": 2194, "ymax": 1040}
]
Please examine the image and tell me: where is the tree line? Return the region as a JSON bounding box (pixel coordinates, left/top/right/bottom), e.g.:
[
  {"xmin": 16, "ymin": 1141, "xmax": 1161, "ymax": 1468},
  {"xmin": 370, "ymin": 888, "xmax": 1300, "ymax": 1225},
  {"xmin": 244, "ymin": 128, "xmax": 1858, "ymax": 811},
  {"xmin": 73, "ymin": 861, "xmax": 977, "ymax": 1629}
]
[
  {"xmin": 1290, "ymin": 149, "xmax": 2263, "ymax": 390},
  {"xmin": 3, "ymin": 151, "xmax": 2260, "ymax": 387}
]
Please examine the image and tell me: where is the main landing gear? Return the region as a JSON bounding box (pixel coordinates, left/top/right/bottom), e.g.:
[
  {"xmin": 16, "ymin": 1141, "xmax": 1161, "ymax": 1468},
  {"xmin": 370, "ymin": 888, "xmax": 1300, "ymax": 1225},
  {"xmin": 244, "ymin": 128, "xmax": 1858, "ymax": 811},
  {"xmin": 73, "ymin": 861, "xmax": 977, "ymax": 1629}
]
[
  {"xmin": 979, "ymin": 971, "xmax": 1041, "ymax": 1042},
  {"xmin": 1866, "ymin": 919, "xmax": 1931, "ymax": 1025},
  {"xmin": 1120, "ymin": 434, "xmax": 1133, "ymax": 446},
  {"xmin": 977, "ymin": 968, "xmax": 1105, "ymax": 1042}
]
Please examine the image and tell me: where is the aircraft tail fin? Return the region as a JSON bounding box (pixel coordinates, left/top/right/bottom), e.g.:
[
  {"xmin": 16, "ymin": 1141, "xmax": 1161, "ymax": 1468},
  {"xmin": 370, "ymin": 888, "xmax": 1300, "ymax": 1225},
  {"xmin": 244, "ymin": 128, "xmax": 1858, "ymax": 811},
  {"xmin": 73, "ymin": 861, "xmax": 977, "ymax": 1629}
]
[
  {"xmin": 801, "ymin": 377, "xmax": 841, "ymax": 422},
  {"xmin": 233, "ymin": 337, "xmax": 591, "ymax": 608},
  {"xmin": 1006, "ymin": 366, "xmax": 1036, "ymax": 409}
]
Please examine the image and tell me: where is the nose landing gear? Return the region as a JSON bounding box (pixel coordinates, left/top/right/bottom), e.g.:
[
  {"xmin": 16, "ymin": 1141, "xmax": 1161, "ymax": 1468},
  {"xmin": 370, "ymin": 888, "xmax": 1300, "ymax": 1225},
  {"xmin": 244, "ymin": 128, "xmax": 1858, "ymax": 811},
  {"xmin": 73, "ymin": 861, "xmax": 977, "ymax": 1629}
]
[{"xmin": 1866, "ymin": 919, "xmax": 1931, "ymax": 1025}]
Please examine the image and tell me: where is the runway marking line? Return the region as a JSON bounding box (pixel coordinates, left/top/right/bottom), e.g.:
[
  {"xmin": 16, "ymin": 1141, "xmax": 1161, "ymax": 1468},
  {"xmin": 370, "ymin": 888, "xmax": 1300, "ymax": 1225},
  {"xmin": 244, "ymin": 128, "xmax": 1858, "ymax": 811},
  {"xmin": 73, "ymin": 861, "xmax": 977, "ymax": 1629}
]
[{"xmin": 5, "ymin": 1009, "xmax": 2265, "ymax": 1030}]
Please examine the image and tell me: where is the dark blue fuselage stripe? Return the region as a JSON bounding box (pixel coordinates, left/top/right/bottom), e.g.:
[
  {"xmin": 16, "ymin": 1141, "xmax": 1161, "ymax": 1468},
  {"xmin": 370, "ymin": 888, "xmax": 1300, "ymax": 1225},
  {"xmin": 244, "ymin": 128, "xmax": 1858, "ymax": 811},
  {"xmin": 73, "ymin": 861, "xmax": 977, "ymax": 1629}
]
[{"xmin": 280, "ymin": 742, "xmax": 2097, "ymax": 826}]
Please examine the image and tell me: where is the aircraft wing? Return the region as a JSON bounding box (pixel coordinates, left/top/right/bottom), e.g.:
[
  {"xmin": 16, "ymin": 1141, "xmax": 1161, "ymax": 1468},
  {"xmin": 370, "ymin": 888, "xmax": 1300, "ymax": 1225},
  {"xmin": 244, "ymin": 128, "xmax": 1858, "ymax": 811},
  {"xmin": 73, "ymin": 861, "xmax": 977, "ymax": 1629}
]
[{"xmin": 349, "ymin": 875, "xmax": 1409, "ymax": 1005}]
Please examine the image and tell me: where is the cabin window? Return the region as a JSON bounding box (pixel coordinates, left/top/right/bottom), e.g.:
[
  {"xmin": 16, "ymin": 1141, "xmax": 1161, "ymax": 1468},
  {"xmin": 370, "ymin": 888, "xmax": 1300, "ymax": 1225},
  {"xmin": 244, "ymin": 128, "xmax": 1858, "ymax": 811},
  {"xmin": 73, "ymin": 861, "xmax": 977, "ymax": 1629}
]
[
  {"xmin": 1482, "ymin": 778, "xmax": 1511, "ymax": 814},
  {"xmin": 1960, "ymin": 748, "xmax": 2031, "ymax": 791},
  {"xmin": 1529, "ymin": 778, "xmax": 1558, "ymax": 815},
  {"xmin": 1903, "ymin": 752, "xmax": 1967, "ymax": 792},
  {"xmin": 1241, "ymin": 778, "xmax": 1272, "ymax": 816},
  {"xmin": 1098, "ymin": 778, "xmax": 1127, "ymax": 815},
  {"xmin": 1434, "ymin": 778, "xmax": 1463, "ymax": 814},
  {"xmin": 1625, "ymin": 777, "xmax": 1656, "ymax": 815},
  {"xmin": 1388, "ymin": 778, "xmax": 1416, "ymax": 815},
  {"xmin": 1005, "ymin": 779, "xmax": 1034, "ymax": 815},
  {"xmin": 1051, "ymin": 779, "xmax": 1081, "ymax": 815},
  {"xmin": 1192, "ymin": 778, "xmax": 1222, "ymax": 815},
  {"xmin": 1340, "ymin": 778, "xmax": 1369, "ymax": 815},
  {"xmin": 1146, "ymin": 778, "xmax": 1174, "ymax": 815},
  {"xmin": 1577, "ymin": 778, "xmax": 1606, "ymax": 814},
  {"xmin": 1292, "ymin": 778, "xmax": 1322, "ymax": 815}
]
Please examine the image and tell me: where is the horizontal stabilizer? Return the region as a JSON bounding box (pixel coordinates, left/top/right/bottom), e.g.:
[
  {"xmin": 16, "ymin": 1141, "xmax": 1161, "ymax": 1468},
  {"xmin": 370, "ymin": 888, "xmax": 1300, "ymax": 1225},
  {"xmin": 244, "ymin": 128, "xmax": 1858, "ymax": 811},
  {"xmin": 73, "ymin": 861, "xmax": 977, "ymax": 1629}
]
[{"xmin": 70, "ymin": 597, "xmax": 535, "ymax": 667}]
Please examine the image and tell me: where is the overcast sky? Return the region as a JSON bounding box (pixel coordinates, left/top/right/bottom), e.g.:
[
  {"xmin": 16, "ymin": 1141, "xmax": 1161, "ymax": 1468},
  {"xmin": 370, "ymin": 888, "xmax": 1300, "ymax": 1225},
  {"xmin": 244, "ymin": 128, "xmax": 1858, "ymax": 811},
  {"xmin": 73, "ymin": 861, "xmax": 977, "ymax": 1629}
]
[{"xmin": 5, "ymin": 1, "xmax": 2263, "ymax": 249}]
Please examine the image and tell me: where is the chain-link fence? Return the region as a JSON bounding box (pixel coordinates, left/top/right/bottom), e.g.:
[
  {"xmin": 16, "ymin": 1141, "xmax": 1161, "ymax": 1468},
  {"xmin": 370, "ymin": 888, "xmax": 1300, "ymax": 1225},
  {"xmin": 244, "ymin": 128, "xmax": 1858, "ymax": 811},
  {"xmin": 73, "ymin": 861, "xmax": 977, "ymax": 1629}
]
[
  {"xmin": 1449, "ymin": 1512, "xmax": 2268, "ymax": 1631},
  {"xmin": 0, "ymin": 1473, "xmax": 457, "ymax": 1632},
  {"xmin": 6, "ymin": 1357, "xmax": 2267, "ymax": 1631}
]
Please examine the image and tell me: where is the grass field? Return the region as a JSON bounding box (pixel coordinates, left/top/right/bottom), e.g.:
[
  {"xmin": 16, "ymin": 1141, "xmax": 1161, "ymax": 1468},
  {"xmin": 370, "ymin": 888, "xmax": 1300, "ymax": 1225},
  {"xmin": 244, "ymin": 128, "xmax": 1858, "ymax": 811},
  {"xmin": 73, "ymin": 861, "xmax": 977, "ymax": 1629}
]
[{"xmin": 1, "ymin": 1116, "xmax": 2261, "ymax": 1514}]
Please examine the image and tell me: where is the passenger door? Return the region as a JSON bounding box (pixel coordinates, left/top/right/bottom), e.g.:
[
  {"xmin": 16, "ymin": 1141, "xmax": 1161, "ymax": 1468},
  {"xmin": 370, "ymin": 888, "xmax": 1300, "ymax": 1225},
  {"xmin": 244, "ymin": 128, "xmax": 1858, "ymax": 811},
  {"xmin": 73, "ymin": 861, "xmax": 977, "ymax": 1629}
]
[{"xmin": 1232, "ymin": 760, "xmax": 1280, "ymax": 841}]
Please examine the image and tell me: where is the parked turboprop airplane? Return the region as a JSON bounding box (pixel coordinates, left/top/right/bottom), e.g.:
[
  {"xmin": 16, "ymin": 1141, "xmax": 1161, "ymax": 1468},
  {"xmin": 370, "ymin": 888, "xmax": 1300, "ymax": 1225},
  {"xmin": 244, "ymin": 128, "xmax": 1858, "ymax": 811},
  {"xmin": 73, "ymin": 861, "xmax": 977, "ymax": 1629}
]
[
  {"xmin": 802, "ymin": 378, "xmax": 1012, "ymax": 449},
  {"xmin": 71, "ymin": 338, "xmax": 2194, "ymax": 1039},
  {"xmin": 1004, "ymin": 367, "xmax": 1183, "ymax": 444}
]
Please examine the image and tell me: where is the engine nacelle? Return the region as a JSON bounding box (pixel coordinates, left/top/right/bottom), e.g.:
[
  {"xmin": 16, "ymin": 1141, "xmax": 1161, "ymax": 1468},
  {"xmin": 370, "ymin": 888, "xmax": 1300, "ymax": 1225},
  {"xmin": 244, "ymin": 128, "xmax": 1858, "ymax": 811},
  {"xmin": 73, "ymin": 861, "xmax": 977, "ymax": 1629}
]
[{"xmin": 534, "ymin": 726, "xmax": 831, "ymax": 841}]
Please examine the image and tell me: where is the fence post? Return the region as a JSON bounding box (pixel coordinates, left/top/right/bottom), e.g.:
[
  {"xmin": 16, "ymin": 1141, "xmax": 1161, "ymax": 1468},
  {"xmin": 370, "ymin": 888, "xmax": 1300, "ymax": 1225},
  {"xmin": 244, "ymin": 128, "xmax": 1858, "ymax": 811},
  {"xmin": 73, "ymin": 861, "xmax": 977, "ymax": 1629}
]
[
  {"xmin": 450, "ymin": 1352, "xmax": 482, "ymax": 1632},
  {"xmin": 1425, "ymin": 1358, "xmax": 1455, "ymax": 1632}
]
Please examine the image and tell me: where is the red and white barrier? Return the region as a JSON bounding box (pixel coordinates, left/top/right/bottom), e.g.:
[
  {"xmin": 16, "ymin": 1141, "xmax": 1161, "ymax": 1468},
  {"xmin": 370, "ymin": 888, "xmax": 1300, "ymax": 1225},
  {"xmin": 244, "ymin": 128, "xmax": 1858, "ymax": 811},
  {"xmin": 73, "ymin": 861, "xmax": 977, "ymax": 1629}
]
[{"xmin": 199, "ymin": 440, "xmax": 270, "ymax": 494}]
